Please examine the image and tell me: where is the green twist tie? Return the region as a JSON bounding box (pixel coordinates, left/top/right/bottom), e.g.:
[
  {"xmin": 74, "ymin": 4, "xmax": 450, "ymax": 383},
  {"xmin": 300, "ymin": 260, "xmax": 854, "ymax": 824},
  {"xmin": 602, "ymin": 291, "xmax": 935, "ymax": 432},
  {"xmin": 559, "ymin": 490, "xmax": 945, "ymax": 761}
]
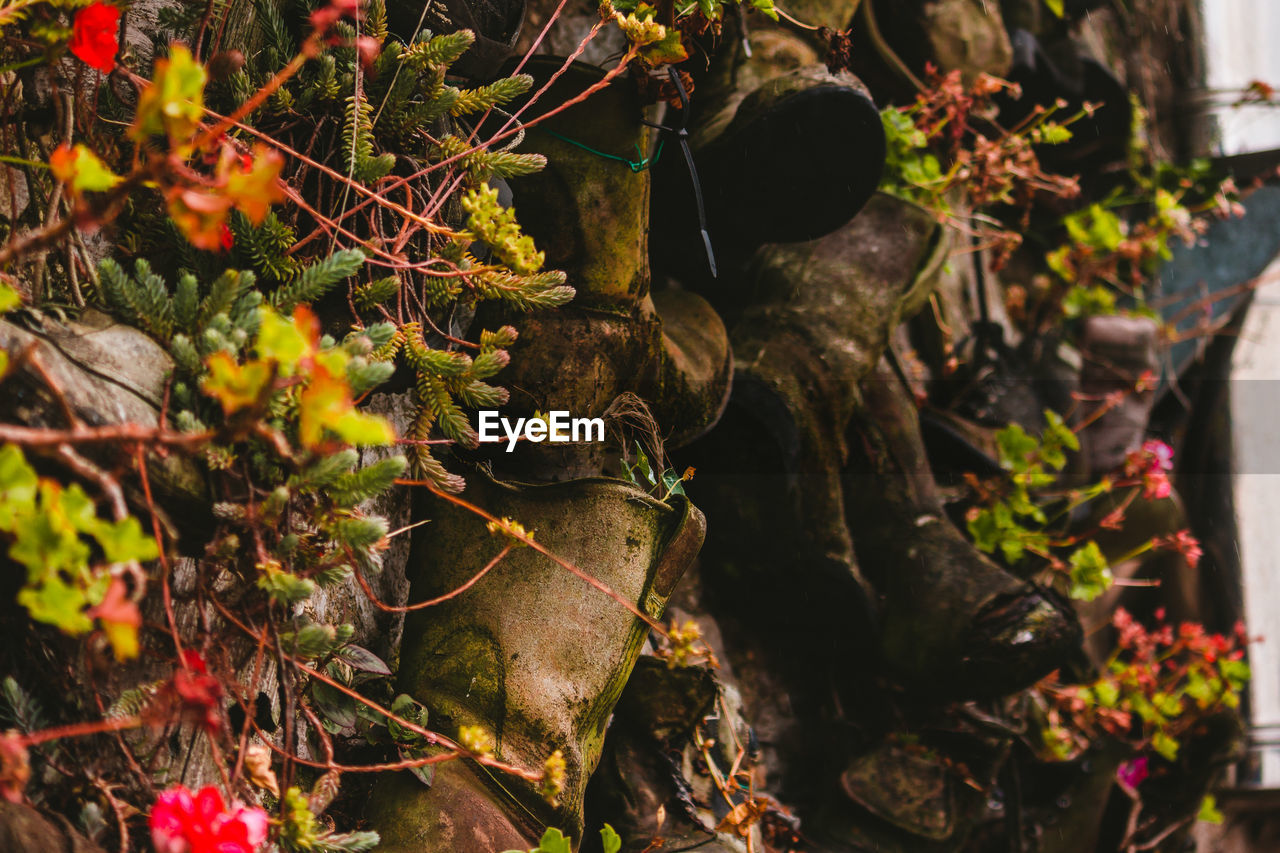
[{"xmin": 543, "ymin": 130, "xmax": 665, "ymax": 173}]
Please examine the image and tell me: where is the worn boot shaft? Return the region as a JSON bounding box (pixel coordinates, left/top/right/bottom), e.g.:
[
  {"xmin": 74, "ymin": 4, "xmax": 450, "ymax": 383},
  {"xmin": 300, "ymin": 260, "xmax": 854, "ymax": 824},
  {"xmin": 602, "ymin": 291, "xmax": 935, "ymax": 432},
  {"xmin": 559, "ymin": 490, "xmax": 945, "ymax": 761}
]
[
  {"xmin": 844, "ymin": 360, "xmax": 1081, "ymax": 696},
  {"xmin": 375, "ymin": 473, "xmax": 705, "ymax": 846},
  {"xmin": 482, "ymin": 60, "xmax": 731, "ymax": 474},
  {"xmin": 716, "ymin": 193, "xmax": 945, "ymax": 576}
]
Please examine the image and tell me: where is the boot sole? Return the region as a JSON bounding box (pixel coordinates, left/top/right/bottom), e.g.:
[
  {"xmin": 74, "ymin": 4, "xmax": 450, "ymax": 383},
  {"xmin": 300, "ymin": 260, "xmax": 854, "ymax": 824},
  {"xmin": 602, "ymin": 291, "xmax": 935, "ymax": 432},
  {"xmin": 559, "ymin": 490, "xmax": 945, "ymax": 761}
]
[{"xmin": 700, "ymin": 84, "xmax": 886, "ymax": 247}]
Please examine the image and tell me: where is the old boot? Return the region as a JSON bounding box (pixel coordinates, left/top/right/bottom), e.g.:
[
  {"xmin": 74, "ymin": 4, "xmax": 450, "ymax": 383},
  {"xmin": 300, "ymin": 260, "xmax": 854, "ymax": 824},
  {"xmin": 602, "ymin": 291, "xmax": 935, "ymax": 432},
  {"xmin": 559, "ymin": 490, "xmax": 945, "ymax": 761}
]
[
  {"xmin": 688, "ymin": 192, "xmax": 947, "ymax": 642},
  {"xmin": 367, "ymin": 472, "xmax": 705, "ymax": 849},
  {"xmin": 479, "ymin": 58, "xmax": 731, "ymax": 478},
  {"xmin": 585, "ymin": 659, "xmax": 758, "ymax": 853},
  {"xmin": 1077, "ymin": 314, "xmax": 1160, "ymax": 476},
  {"xmin": 650, "ymin": 15, "xmax": 886, "ymax": 279},
  {"xmin": 844, "ymin": 358, "xmax": 1081, "ymax": 697}
]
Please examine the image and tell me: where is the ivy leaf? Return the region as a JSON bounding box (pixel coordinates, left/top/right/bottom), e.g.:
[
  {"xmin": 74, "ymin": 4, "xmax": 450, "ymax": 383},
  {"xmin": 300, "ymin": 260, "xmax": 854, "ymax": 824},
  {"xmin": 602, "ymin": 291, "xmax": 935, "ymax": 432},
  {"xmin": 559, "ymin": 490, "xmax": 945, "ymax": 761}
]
[
  {"xmin": 202, "ymin": 352, "xmax": 273, "ymax": 415},
  {"xmin": 535, "ymin": 828, "xmax": 572, "ymax": 853},
  {"xmin": 297, "ymin": 369, "xmax": 349, "ymax": 449},
  {"xmin": 0, "ymin": 444, "xmax": 38, "ymax": 527},
  {"xmin": 1094, "ymin": 680, "xmax": 1120, "ymax": 708},
  {"xmin": 132, "ymin": 43, "xmax": 207, "ymax": 145},
  {"xmin": 92, "ymin": 516, "xmax": 160, "ymax": 564},
  {"xmin": 634, "ymin": 444, "xmax": 655, "ymax": 486},
  {"xmin": 48, "ymin": 144, "xmax": 121, "ymax": 195},
  {"xmin": 299, "ymin": 370, "xmax": 394, "ymax": 449},
  {"xmin": 9, "ymin": 486, "xmax": 90, "ymax": 581},
  {"xmin": 1039, "ymin": 409, "xmax": 1079, "ymax": 471},
  {"xmin": 17, "ymin": 576, "xmax": 92, "ymax": 635},
  {"xmin": 748, "ymin": 0, "xmax": 778, "ymax": 21},
  {"xmin": 1068, "ymin": 541, "xmax": 1113, "ymax": 602},
  {"xmin": 640, "ymin": 28, "xmax": 688, "ymax": 65},
  {"xmin": 995, "ymin": 424, "xmax": 1038, "ymax": 473},
  {"xmin": 1151, "ymin": 730, "xmax": 1179, "ymax": 761}
]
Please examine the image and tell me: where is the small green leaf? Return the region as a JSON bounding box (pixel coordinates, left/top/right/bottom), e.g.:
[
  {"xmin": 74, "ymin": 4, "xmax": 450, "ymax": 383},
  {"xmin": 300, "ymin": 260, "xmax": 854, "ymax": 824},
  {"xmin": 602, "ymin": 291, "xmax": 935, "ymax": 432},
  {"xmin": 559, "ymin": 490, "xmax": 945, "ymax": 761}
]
[
  {"xmin": 49, "ymin": 144, "xmax": 121, "ymax": 194},
  {"xmin": 535, "ymin": 828, "xmax": 572, "ymax": 853},
  {"xmin": 634, "ymin": 444, "xmax": 655, "ymax": 486},
  {"xmin": 1197, "ymin": 794, "xmax": 1224, "ymax": 824},
  {"xmin": 330, "ymin": 409, "xmax": 395, "ymax": 446},
  {"xmin": 601, "ymin": 824, "xmax": 622, "ymax": 853},
  {"xmin": 1152, "ymin": 730, "xmax": 1180, "ymax": 761},
  {"xmin": 334, "ymin": 644, "xmax": 392, "ymax": 676},
  {"xmin": 995, "ymin": 424, "xmax": 1038, "ymax": 473},
  {"xmin": 17, "ymin": 575, "xmax": 92, "ymax": 635},
  {"xmin": 92, "ymin": 516, "xmax": 160, "ymax": 564},
  {"xmin": 0, "ymin": 281, "xmax": 19, "ymax": 313},
  {"xmin": 1068, "ymin": 541, "xmax": 1113, "ymax": 601},
  {"xmin": 0, "ymin": 444, "xmax": 38, "ymax": 527}
]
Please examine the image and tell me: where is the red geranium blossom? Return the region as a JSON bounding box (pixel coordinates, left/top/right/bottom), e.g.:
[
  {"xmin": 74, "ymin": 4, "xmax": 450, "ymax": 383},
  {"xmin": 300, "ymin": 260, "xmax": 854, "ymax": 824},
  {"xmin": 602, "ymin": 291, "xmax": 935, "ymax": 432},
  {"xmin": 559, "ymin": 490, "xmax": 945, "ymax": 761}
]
[
  {"xmin": 69, "ymin": 3, "xmax": 120, "ymax": 74},
  {"xmin": 150, "ymin": 785, "xmax": 269, "ymax": 853}
]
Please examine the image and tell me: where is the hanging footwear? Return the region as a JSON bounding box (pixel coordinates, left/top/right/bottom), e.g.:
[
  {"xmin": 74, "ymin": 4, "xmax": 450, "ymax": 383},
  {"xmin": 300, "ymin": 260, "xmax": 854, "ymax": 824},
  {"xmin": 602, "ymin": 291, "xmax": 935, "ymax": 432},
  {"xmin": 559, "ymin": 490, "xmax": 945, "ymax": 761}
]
[
  {"xmin": 649, "ymin": 19, "xmax": 887, "ymax": 282},
  {"xmin": 843, "ymin": 358, "xmax": 1081, "ymax": 697},
  {"xmin": 476, "ymin": 58, "xmax": 732, "ymax": 478},
  {"xmin": 367, "ymin": 471, "xmax": 705, "ymax": 850},
  {"xmin": 681, "ymin": 191, "xmax": 948, "ymax": 719}
]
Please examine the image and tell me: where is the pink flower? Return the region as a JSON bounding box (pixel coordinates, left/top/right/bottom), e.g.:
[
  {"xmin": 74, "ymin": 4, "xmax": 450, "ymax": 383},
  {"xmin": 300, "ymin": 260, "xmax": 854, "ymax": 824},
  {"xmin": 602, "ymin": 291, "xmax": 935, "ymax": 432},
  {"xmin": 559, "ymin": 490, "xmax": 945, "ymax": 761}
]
[
  {"xmin": 1123, "ymin": 439, "xmax": 1175, "ymax": 500},
  {"xmin": 1143, "ymin": 440, "xmax": 1173, "ymax": 471},
  {"xmin": 150, "ymin": 785, "xmax": 268, "ymax": 853},
  {"xmin": 1153, "ymin": 529, "xmax": 1203, "ymax": 568},
  {"xmin": 1117, "ymin": 756, "xmax": 1148, "ymax": 788}
]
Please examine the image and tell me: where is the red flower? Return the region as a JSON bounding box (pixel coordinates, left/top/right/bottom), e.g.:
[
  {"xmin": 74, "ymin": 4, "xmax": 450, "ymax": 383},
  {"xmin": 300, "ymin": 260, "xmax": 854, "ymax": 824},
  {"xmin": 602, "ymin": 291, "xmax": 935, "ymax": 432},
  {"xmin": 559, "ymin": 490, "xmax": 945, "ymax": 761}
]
[
  {"xmin": 69, "ymin": 3, "xmax": 120, "ymax": 74},
  {"xmin": 150, "ymin": 785, "xmax": 269, "ymax": 853},
  {"xmin": 171, "ymin": 651, "xmax": 223, "ymax": 733}
]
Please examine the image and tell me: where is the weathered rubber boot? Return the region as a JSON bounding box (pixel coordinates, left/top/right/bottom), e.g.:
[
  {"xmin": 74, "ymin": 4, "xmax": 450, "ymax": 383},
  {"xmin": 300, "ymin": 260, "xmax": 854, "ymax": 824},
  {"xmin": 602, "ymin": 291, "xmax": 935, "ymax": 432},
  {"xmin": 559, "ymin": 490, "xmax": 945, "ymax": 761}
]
[
  {"xmin": 844, "ymin": 359, "xmax": 1081, "ymax": 697},
  {"xmin": 1077, "ymin": 314, "xmax": 1160, "ymax": 476},
  {"xmin": 481, "ymin": 58, "xmax": 731, "ymax": 478},
  {"xmin": 367, "ymin": 472, "xmax": 706, "ymax": 850},
  {"xmin": 585, "ymin": 659, "xmax": 755, "ymax": 853},
  {"xmin": 650, "ymin": 21, "xmax": 886, "ymax": 279},
  {"xmin": 689, "ymin": 192, "xmax": 946, "ymax": 630}
]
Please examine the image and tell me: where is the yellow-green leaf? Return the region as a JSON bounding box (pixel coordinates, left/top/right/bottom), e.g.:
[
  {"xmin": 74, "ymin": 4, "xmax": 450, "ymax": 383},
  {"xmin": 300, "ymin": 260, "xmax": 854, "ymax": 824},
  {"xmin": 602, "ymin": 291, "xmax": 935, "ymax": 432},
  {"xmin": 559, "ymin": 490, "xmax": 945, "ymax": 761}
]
[
  {"xmin": 92, "ymin": 516, "xmax": 160, "ymax": 564},
  {"xmin": 18, "ymin": 576, "xmax": 93, "ymax": 635},
  {"xmin": 48, "ymin": 144, "xmax": 121, "ymax": 194},
  {"xmin": 132, "ymin": 43, "xmax": 207, "ymax": 145},
  {"xmin": 0, "ymin": 281, "xmax": 18, "ymax": 313},
  {"xmin": 202, "ymin": 352, "xmax": 273, "ymax": 414}
]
